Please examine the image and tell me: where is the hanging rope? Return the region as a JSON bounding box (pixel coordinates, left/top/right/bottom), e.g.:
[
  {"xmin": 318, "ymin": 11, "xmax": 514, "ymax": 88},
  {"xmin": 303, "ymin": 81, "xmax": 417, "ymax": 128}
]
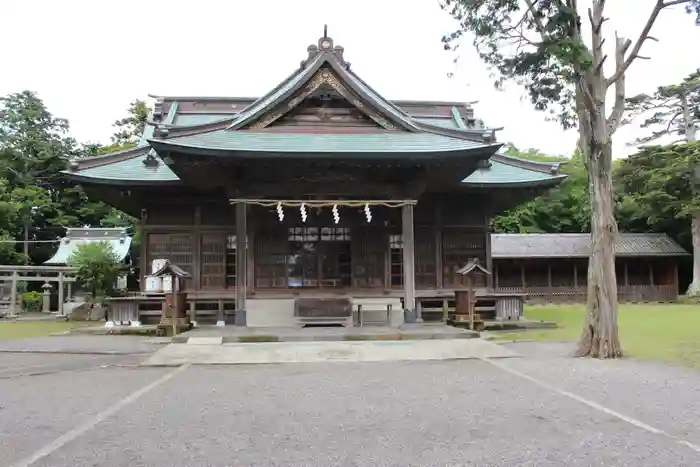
[{"xmin": 229, "ymin": 199, "xmax": 417, "ymax": 208}]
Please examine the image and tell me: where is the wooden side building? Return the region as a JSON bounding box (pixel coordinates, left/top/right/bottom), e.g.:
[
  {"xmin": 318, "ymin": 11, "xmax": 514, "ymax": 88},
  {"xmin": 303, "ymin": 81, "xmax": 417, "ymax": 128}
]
[
  {"xmin": 492, "ymin": 233, "xmax": 688, "ymax": 303},
  {"xmin": 64, "ymin": 30, "xmax": 566, "ymax": 326}
]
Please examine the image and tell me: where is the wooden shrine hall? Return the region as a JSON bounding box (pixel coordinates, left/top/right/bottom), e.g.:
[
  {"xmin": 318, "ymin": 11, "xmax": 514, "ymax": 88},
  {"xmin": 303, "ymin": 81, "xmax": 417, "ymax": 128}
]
[{"xmin": 64, "ymin": 30, "xmax": 565, "ymax": 327}]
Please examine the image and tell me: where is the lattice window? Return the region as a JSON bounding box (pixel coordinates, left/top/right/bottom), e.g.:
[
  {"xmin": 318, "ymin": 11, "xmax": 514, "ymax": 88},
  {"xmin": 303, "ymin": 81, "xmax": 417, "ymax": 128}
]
[
  {"xmin": 201, "ymin": 234, "xmax": 226, "ymax": 288},
  {"xmin": 415, "ymin": 227, "xmax": 437, "ymax": 288},
  {"xmin": 442, "ymin": 228, "xmax": 486, "ymax": 288},
  {"xmin": 146, "ymin": 233, "xmax": 194, "ymax": 286},
  {"xmin": 389, "ymin": 234, "xmax": 403, "ymax": 288},
  {"xmin": 225, "ymin": 234, "xmax": 237, "ymax": 288}
]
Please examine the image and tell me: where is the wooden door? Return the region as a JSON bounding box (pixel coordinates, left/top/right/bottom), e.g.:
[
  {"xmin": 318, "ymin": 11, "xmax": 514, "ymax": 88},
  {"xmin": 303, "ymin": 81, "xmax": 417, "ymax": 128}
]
[{"xmin": 352, "ymin": 227, "xmax": 386, "ymax": 289}]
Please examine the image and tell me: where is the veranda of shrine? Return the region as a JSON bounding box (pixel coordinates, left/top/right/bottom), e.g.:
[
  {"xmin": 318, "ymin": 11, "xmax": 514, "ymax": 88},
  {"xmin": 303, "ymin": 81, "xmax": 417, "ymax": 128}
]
[{"xmin": 65, "ymin": 31, "xmax": 576, "ymax": 327}]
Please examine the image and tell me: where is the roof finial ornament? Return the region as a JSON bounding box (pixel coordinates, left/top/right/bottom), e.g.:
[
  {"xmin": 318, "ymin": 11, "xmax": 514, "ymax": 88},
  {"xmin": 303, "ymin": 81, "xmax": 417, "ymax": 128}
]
[{"xmin": 323, "ymin": 24, "xmax": 328, "ymax": 38}]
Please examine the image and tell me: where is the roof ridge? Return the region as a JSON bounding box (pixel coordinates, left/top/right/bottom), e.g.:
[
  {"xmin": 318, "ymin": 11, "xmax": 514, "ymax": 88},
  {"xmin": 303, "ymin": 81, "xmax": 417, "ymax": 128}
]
[
  {"xmin": 491, "ymin": 153, "xmax": 563, "ymax": 175},
  {"xmin": 69, "ymin": 146, "xmax": 150, "ymax": 171}
]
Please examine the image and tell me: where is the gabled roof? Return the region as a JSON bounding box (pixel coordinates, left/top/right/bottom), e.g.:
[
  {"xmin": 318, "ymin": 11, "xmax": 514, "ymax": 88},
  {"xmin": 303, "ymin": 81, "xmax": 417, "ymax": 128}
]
[
  {"xmin": 491, "ymin": 233, "xmax": 689, "ymax": 259},
  {"xmin": 45, "ymin": 228, "xmax": 132, "ymax": 265},
  {"xmin": 63, "ymin": 29, "xmax": 564, "ymax": 191}
]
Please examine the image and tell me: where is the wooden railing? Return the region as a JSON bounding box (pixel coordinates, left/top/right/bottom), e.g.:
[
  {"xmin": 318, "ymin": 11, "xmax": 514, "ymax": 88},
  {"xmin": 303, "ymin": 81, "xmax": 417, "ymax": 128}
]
[{"xmin": 494, "ymin": 285, "xmax": 678, "ymax": 304}]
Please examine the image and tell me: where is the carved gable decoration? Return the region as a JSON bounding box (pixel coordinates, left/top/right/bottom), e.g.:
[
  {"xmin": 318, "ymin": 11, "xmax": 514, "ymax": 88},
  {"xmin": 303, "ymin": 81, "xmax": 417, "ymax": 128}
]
[{"xmin": 247, "ymin": 68, "xmax": 397, "ymax": 130}]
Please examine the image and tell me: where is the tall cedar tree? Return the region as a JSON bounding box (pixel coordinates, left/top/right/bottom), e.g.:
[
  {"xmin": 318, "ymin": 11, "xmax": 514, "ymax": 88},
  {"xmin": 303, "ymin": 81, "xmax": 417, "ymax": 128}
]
[
  {"xmin": 441, "ymin": 0, "xmax": 700, "ymax": 358},
  {"xmin": 625, "ymin": 71, "xmax": 700, "ymax": 295}
]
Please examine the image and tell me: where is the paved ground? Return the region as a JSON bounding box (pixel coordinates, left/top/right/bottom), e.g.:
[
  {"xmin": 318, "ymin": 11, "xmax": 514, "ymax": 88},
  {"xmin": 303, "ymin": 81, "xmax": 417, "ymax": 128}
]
[
  {"xmin": 1, "ymin": 339, "xmax": 699, "ymax": 466},
  {"xmin": 0, "ymin": 335, "xmax": 165, "ymax": 355},
  {"xmin": 174, "ymin": 323, "xmax": 479, "ymax": 343}
]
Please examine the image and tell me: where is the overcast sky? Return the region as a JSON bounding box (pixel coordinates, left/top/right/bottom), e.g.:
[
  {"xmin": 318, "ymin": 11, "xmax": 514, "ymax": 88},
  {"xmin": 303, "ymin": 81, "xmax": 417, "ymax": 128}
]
[{"xmin": 1, "ymin": 0, "xmax": 698, "ymax": 158}]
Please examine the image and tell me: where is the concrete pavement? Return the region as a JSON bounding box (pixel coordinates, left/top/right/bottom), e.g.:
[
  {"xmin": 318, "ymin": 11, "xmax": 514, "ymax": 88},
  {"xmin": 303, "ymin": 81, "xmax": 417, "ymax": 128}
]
[{"xmin": 142, "ymin": 338, "xmax": 518, "ymax": 366}]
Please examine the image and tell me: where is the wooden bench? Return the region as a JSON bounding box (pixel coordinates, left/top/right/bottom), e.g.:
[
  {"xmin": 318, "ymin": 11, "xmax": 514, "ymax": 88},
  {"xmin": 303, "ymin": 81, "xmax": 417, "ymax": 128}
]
[
  {"xmin": 355, "ymin": 302, "xmax": 392, "ymax": 327},
  {"xmin": 294, "ymin": 297, "xmax": 353, "ymax": 327}
]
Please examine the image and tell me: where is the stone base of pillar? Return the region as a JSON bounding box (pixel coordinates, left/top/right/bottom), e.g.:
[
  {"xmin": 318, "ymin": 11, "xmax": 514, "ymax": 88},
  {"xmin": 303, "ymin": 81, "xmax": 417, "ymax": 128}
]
[
  {"xmin": 216, "ymin": 320, "xmax": 226, "ymax": 327},
  {"xmin": 403, "ymin": 309, "xmax": 417, "ymax": 323},
  {"xmin": 130, "ymin": 321, "xmax": 141, "ymax": 328},
  {"xmin": 234, "ymin": 309, "xmax": 247, "ymax": 326},
  {"xmin": 191, "ymin": 321, "xmax": 198, "ymax": 328},
  {"xmin": 104, "ymin": 321, "xmax": 115, "ymax": 328}
]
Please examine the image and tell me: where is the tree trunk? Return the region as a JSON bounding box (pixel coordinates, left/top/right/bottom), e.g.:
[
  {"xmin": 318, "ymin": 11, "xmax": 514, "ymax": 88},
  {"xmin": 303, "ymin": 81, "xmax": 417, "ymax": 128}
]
[
  {"xmin": 683, "ymin": 92, "xmax": 699, "ymax": 297},
  {"xmin": 575, "ymin": 137, "xmax": 622, "ymax": 358},
  {"xmin": 687, "ymin": 216, "xmax": 700, "ymax": 297}
]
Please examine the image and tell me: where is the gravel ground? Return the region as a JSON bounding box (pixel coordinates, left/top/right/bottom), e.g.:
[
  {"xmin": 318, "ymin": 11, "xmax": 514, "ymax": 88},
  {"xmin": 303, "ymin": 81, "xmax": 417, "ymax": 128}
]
[
  {"xmin": 501, "ymin": 342, "xmax": 700, "ymax": 443},
  {"xmin": 1, "ymin": 353, "xmax": 698, "ymax": 467},
  {"xmin": 0, "ymin": 353, "xmax": 147, "ymax": 378}
]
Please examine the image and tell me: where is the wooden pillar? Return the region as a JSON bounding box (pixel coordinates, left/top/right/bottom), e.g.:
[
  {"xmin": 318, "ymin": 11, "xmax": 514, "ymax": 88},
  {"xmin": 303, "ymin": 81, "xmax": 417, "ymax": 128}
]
[
  {"xmin": 623, "ymin": 261, "xmax": 629, "ymax": 286},
  {"xmin": 485, "ymin": 230, "xmax": 493, "ymax": 289},
  {"xmin": 193, "ymin": 206, "xmax": 202, "ymax": 290},
  {"xmin": 673, "ymin": 260, "xmax": 679, "ymax": 298},
  {"xmin": 247, "ymin": 227, "xmax": 256, "ymax": 295},
  {"xmin": 9, "ymin": 271, "xmax": 18, "ymax": 315},
  {"xmin": 648, "ymin": 261, "xmax": 655, "ymax": 285},
  {"xmin": 57, "ymin": 272, "xmax": 65, "ymax": 316},
  {"xmin": 139, "ymin": 209, "xmax": 148, "ymax": 292},
  {"xmin": 402, "ymin": 204, "xmax": 418, "ymax": 321},
  {"xmin": 435, "ymin": 202, "xmax": 443, "ymax": 289},
  {"xmin": 494, "ymin": 263, "xmax": 499, "ymax": 289},
  {"xmin": 235, "ymin": 202, "xmax": 247, "ymax": 325},
  {"xmin": 573, "ymin": 261, "xmax": 578, "ymax": 288}
]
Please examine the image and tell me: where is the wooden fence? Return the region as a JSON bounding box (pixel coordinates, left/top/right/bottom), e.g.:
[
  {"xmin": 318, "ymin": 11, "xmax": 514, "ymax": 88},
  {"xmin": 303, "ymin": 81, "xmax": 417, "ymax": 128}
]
[{"xmin": 495, "ymin": 285, "xmax": 678, "ymax": 304}]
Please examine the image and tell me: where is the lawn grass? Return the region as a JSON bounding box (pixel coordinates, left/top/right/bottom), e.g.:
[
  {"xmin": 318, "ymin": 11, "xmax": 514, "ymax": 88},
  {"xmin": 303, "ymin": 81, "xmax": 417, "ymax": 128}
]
[
  {"xmin": 493, "ymin": 303, "xmax": 700, "ymax": 368},
  {"xmin": 0, "ymin": 321, "xmax": 89, "ymax": 341}
]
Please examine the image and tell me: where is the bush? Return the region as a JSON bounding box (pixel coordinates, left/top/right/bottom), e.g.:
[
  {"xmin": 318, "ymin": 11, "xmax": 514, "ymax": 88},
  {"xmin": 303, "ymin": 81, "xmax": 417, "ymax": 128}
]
[
  {"xmin": 22, "ymin": 291, "xmax": 42, "ymax": 313},
  {"xmin": 68, "ymin": 242, "xmax": 123, "ymax": 301}
]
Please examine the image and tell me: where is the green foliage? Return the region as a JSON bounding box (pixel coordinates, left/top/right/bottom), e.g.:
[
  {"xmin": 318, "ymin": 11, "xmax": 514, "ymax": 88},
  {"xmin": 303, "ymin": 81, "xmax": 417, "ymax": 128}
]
[
  {"xmin": 625, "ymin": 69, "xmax": 700, "ymax": 144},
  {"xmin": 21, "ymin": 291, "xmax": 42, "ymax": 313},
  {"xmin": 491, "ymin": 146, "xmax": 591, "ymax": 233},
  {"xmin": 616, "ymin": 142, "xmax": 700, "ymax": 228},
  {"xmin": 441, "ymin": 1, "xmax": 700, "ymax": 129},
  {"xmin": 0, "ymin": 91, "xmax": 140, "ymax": 265},
  {"xmin": 111, "ymin": 99, "xmax": 148, "ymax": 146},
  {"xmin": 67, "ymin": 242, "xmax": 123, "ymax": 300}
]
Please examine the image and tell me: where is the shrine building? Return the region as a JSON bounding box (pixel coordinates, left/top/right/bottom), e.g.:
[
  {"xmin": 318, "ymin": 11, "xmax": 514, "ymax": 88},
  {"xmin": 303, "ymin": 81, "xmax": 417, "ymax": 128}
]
[{"xmin": 64, "ymin": 31, "xmax": 566, "ymax": 326}]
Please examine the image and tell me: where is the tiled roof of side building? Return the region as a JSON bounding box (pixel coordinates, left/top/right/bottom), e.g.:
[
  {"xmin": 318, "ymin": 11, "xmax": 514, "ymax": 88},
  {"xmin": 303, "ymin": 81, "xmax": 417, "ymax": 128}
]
[
  {"xmin": 491, "ymin": 233, "xmax": 689, "ymax": 258},
  {"xmin": 45, "ymin": 228, "xmax": 132, "ymax": 265}
]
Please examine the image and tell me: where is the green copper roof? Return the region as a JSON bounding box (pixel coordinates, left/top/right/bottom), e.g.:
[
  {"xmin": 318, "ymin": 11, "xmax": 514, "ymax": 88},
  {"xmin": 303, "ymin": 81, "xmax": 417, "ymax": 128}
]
[
  {"xmin": 150, "ymin": 130, "xmax": 492, "ymax": 154},
  {"xmin": 71, "ymin": 151, "xmax": 177, "ymax": 182},
  {"xmin": 45, "ymin": 228, "xmax": 132, "ymax": 265},
  {"xmin": 461, "ymin": 160, "xmax": 565, "ymax": 187},
  {"xmin": 66, "ymin": 150, "xmax": 562, "ymax": 187}
]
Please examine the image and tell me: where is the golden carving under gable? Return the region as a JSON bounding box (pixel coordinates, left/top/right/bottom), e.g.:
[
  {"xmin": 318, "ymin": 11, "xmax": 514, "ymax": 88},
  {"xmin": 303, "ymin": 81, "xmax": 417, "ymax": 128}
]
[{"xmin": 249, "ymin": 68, "xmax": 398, "ymax": 130}]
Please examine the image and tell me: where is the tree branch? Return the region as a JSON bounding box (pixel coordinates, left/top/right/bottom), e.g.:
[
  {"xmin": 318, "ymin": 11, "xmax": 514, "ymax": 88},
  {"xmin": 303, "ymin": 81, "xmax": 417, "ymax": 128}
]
[
  {"xmin": 607, "ymin": 35, "xmax": 632, "ymax": 133},
  {"xmin": 522, "ymin": 0, "xmax": 550, "ymax": 41},
  {"xmin": 606, "ymin": 0, "xmax": 689, "ymax": 87}
]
